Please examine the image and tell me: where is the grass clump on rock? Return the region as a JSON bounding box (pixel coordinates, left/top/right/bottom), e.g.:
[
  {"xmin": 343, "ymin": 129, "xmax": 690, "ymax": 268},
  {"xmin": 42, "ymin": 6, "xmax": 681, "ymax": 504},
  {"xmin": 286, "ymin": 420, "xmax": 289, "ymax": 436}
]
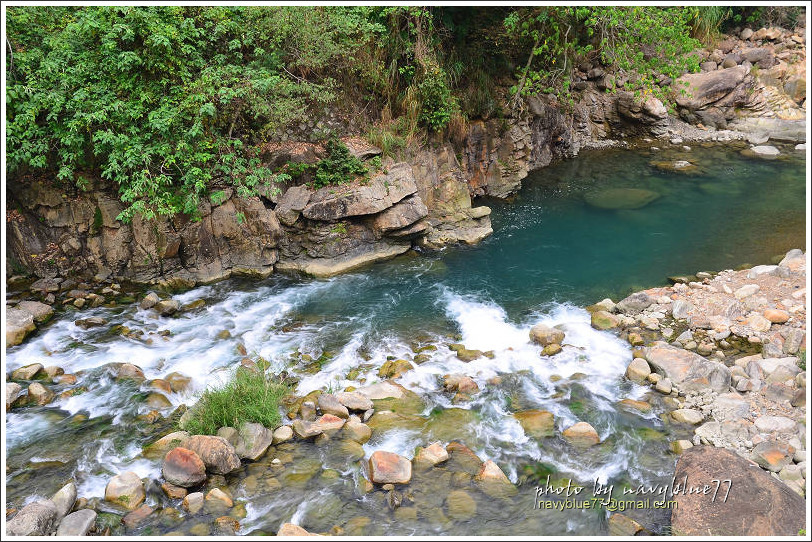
[{"xmin": 183, "ymin": 369, "xmax": 290, "ymax": 435}]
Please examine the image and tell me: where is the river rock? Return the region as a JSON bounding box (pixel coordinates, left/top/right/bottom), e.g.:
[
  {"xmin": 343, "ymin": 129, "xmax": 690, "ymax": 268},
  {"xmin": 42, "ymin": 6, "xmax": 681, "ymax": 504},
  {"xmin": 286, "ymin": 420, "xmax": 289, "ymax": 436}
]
[
  {"xmin": 743, "ymin": 145, "xmax": 780, "ymax": 159},
  {"xmin": 343, "ymin": 418, "xmax": 372, "ymax": 444},
  {"xmin": 56, "ymin": 509, "xmax": 97, "ymax": 536},
  {"xmin": 562, "ymin": 422, "xmax": 600, "ymax": 447},
  {"xmin": 6, "ymin": 500, "xmax": 58, "ymax": 536},
  {"xmin": 154, "ymin": 299, "xmax": 180, "ymax": 316},
  {"xmin": 50, "ymin": 481, "xmax": 77, "ymax": 520},
  {"xmin": 74, "ymin": 316, "xmax": 107, "ymax": 329},
  {"xmin": 105, "ymin": 471, "xmax": 145, "ymax": 510},
  {"xmin": 182, "ymin": 492, "xmax": 205, "ymax": 514},
  {"xmin": 6, "ymin": 382, "xmax": 23, "ymax": 410},
  {"xmin": 355, "ymin": 381, "xmax": 409, "ymax": 400},
  {"xmin": 27, "ymin": 382, "xmax": 54, "ymax": 405},
  {"xmin": 335, "ymin": 391, "xmax": 374, "ymax": 411},
  {"xmin": 6, "ymin": 307, "xmax": 37, "ymax": 347},
  {"xmin": 278, "ymin": 523, "xmax": 317, "ymax": 536},
  {"xmin": 11, "ymin": 363, "xmax": 44, "ymax": 381},
  {"xmin": 235, "ymin": 422, "xmax": 274, "ymax": 460},
  {"xmin": 161, "ymin": 482, "xmax": 188, "ymax": 499},
  {"xmin": 272, "ymin": 425, "xmax": 294, "ymax": 444},
  {"xmin": 514, "ymin": 410, "xmax": 555, "ymax": 438},
  {"xmin": 143, "ymin": 431, "xmax": 190, "ymax": 459},
  {"xmin": 619, "ymin": 399, "xmax": 652, "ymax": 413},
  {"xmin": 617, "ymin": 292, "xmax": 654, "ymax": 314},
  {"xmin": 368, "ymin": 451, "xmax": 412, "ymax": 484},
  {"xmin": 751, "ymin": 441, "xmax": 795, "ymax": 472},
  {"xmin": 763, "ymin": 309, "xmax": 790, "ymax": 324},
  {"xmin": 591, "ymin": 310, "xmax": 620, "ymax": 330},
  {"xmin": 414, "ymin": 442, "xmax": 449, "ymax": 467},
  {"xmin": 116, "ymin": 363, "xmax": 145, "ymax": 381},
  {"xmin": 16, "ymin": 300, "xmax": 54, "ymax": 323},
  {"xmin": 163, "ymin": 447, "xmax": 207, "ymax": 487},
  {"xmin": 645, "ymin": 342, "xmax": 731, "ymax": 393},
  {"xmin": 625, "ymin": 358, "xmax": 651, "ymax": 384},
  {"xmin": 671, "ymin": 446, "xmax": 805, "ymax": 535},
  {"xmin": 608, "ymin": 513, "xmax": 647, "ymax": 536},
  {"xmin": 583, "ymin": 188, "xmax": 660, "ymax": 210},
  {"xmin": 140, "ymin": 292, "xmax": 160, "ymax": 309},
  {"xmin": 529, "ymin": 323, "xmax": 565, "ymax": 346},
  {"xmin": 446, "ymin": 490, "xmax": 477, "ymax": 521},
  {"xmin": 671, "ymin": 409, "xmax": 704, "ymax": 425},
  {"xmin": 318, "ymin": 393, "xmax": 350, "ymax": 419},
  {"xmin": 182, "ymin": 435, "xmax": 241, "ymax": 474},
  {"xmin": 205, "ymin": 488, "xmax": 233, "ymax": 508},
  {"xmin": 165, "ymin": 372, "xmax": 192, "ymax": 392},
  {"xmin": 655, "ymin": 377, "xmax": 673, "ymax": 394}
]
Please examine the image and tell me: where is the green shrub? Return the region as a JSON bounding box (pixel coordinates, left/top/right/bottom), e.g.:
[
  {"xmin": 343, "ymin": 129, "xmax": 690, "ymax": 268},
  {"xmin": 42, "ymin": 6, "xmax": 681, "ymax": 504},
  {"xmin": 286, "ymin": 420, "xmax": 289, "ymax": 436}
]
[
  {"xmin": 311, "ymin": 138, "xmax": 368, "ymax": 188},
  {"xmin": 182, "ymin": 368, "xmax": 290, "ymax": 435}
]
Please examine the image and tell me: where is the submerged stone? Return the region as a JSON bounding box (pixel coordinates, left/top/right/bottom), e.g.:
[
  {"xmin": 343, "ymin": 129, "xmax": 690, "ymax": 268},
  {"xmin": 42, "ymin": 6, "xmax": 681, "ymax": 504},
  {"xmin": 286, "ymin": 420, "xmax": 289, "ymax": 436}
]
[{"xmin": 584, "ymin": 188, "xmax": 660, "ymax": 210}]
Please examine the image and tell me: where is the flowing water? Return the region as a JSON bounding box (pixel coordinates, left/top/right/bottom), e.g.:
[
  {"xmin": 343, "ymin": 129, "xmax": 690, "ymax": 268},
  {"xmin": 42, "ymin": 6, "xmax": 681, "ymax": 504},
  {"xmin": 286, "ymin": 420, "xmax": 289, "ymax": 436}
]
[{"xmin": 5, "ymin": 142, "xmax": 806, "ymax": 535}]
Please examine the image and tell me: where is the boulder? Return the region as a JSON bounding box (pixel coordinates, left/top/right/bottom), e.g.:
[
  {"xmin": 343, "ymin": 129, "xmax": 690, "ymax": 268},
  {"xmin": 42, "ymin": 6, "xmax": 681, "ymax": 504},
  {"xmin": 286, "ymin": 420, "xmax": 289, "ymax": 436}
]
[
  {"xmin": 608, "ymin": 513, "xmax": 648, "ymax": 536},
  {"xmin": 343, "ymin": 418, "xmax": 372, "ymax": 444},
  {"xmin": 335, "ymin": 391, "xmax": 374, "ymax": 412},
  {"xmin": 318, "ymin": 394, "xmax": 350, "ymax": 419},
  {"xmin": 105, "ymin": 471, "xmax": 146, "ymax": 510},
  {"xmin": 278, "ymin": 523, "xmax": 317, "ymax": 536},
  {"xmin": 625, "ymin": 358, "xmax": 652, "ymax": 384},
  {"xmin": 670, "ymin": 408, "xmax": 704, "ymax": 425},
  {"xmin": 371, "ymin": 195, "xmax": 429, "ymax": 233},
  {"xmin": 234, "ymin": 422, "xmax": 274, "ymax": 460},
  {"xmin": 143, "ymin": 431, "xmax": 191, "ymax": 459},
  {"xmin": 10, "ymin": 363, "xmax": 44, "ymax": 380},
  {"xmin": 182, "ymin": 435, "xmax": 241, "ymax": 474},
  {"xmin": 6, "ymin": 382, "xmax": 23, "ymax": 410},
  {"xmin": 617, "ymin": 292, "xmax": 654, "ymax": 314},
  {"xmin": 6, "ymin": 500, "xmax": 58, "ymax": 536},
  {"xmin": 514, "ymin": 410, "xmax": 555, "ymax": 438},
  {"xmin": 182, "ymin": 492, "xmax": 205, "ymax": 514},
  {"xmin": 74, "ymin": 316, "xmax": 108, "ymax": 329},
  {"xmin": 368, "ymin": 450, "xmax": 412, "ymax": 484},
  {"xmin": 274, "ymin": 185, "xmax": 312, "ymax": 226},
  {"xmin": 16, "ymin": 301, "xmax": 54, "ymax": 323},
  {"xmin": 116, "ymin": 363, "xmax": 145, "ymax": 381},
  {"xmin": 50, "ymin": 481, "xmax": 77, "ymax": 520},
  {"xmin": 6, "ymin": 307, "xmax": 36, "ymax": 347},
  {"xmin": 302, "ymin": 163, "xmax": 417, "ymax": 221},
  {"xmin": 140, "ymin": 292, "xmax": 160, "ymax": 309},
  {"xmin": 562, "ymin": 422, "xmax": 600, "ymax": 447},
  {"xmin": 446, "ymin": 490, "xmax": 477, "ymax": 521},
  {"xmin": 751, "ymin": 441, "xmax": 794, "ymax": 472},
  {"xmin": 584, "ymin": 188, "xmax": 660, "ymax": 210},
  {"xmin": 742, "ymin": 145, "xmax": 780, "ymax": 159},
  {"xmin": 162, "ymin": 447, "xmax": 207, "ymax": 487},
  {"xmin": 154, "ymin": 299, "xmax": 180, "ymax": 316},
  {"xmin": 272, "ymin": 425, "xmax": 294, "ymax": 444},
  {"xmin": 591, "ymin": 310, "xmax": 620, "ymax": 330},
  {"xmin": 753, "ymin": 415, "xmax": 797, "ymax": 434},
  {"xmin": 27, "ymin": 382, "xmax": 54, "ymax": 405},
  {"xmin": 56, "ymin": 509, "xmax": 97, "ymax": 536},
  {"xmin": 645, "ymin": 342, "xmax": 731, "ymax": 392},
  {"xmin": 414, "ymin": 442, "xmax": 449, "ymax": 467},
  {"xmin": 671, "ymin": 446, "xmax": 805, "ymax": 535},
  {"xmin": 674, "ymin": 66, "xmax": 750, "ymax": 111},
  {"xmin": 529, "ymin": 323, "xmax": 565, "ymax": 346}
]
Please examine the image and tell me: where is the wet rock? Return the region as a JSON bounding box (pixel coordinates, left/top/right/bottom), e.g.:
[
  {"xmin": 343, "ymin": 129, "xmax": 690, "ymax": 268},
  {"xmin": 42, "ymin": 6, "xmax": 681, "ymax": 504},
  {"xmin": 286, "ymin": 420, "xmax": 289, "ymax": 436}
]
[
  {"xmin": 591, "ymin": 310, "xmax": 620, "ymax": 330},
  {"xmin": 445, "ymin": 490, "xmax": 477, "ymax": 521},
  {"xmin": 17, "ymin": 301, "xmax": 54, "ymax": 323},
  {"xmin": 277, "ymin": 523, "xmax": 317, "ymax": 536},
  {"xmin": 56, "ymin": 509, "xmax": 97, "ymax": 536},
  {"xmin": 74, "ymin": 316, "xmax": 108, "ymax": 329},
  {"xmin": 356, "ymin": 381, "xmax": 409, "ymax": 400},
  {"xmin": 145, "ymin": 392, "xmax": 172, "ymax": 409},
  {"xmin": 645, "ymin": 342, "xmax": 731, "ymax": 393},
  {"xmin": 205, "ymin": 488, "xmax": 233, "ymax": 508},
  {"xmin": 50, "ymin": 481, "xmax": 77, "ymax": 520},
  {"xmin": 105, "ymin": 471, "xmax": 146, "ymax": 510},
  {"xmin": 122, "ymin": 504, "xmax": 153, "ymax": 528},
  {"xmin": 378, "ymin": 358, "xmax": 413, "ymax": 378},
  {"xmin": 335, "ymin": 391, "xmax": 374, "ymax": 411},
  {"xmin": 299, "ymin": 401, "xmax": 317, "ymax": 421},
  {"xmin": 143, "ymin": 431, "xmax": 190, "ymax": 459},
  {"xmin": 6, "ymin": 500, "xmax": 58, "ymax": 536},
  {"xmin": 529, "ymin": 323, "xmax": 565, "ymax": 346},
  {"xmin": 584, "ymin": 188, "xmax": 660, "ymax": 210},
  {"xmin": 154, "ymin": 299, "xmax": 181, "ymax": 316},
  {"xmin": 343, "ymin": 418, "xmax": 372, "ymax": 444},
  {"xmin": 671, "ymin": 409, "xmax": 704, "ymax": 425},
  {"xmin": 235, "ymin": 422, "xmax": 274, "ymax": 460},
  {"xmin": 514, "ymin": 410, "xmax": 555, "ymax": 438},
  {"xmin": 161, "ymin": 482, "xmax": 188, "ymax": 499},
  {"xmin": 655, "ymin": 377, "xmax": 673, "ymax": 394},
  {"xmin": 608, "ymin": 513, "xmax": 647, "ymax": 536},
  {"xmin": 182, "ymin": 492, "xmax": 205, "ymax": 514},
  {"xmin": 140, "ymin": 292, "xmax": 160, "ymax": 309},
  {"xmin": 6, "ymin": 382, "xmax": 23, "ymax": 410},
  {"xmin": 318, "ymin": 394, "xmax": 350, "ymax": 419},
  {"xmin": 368, "ymin": 451, "xmax": 412, "ymax": 484},
  {"xmin": 27, "ymin": 382, "xmax": 54, "ymax": 405},
  {"xmin": 165, "ymin": 372, "xmax": 192, "ymax": 393},
  {"xmin": 742, "ymin": 145, "xmax": 780, "ymax": 159},
  {"xmin": 619, "ymin": 399, "xmax": 652, "ymax": 413},
  {"xmin": 6, "ymin": 307, "xmax": 37, "ymax": 347},
  {"xmin": 671, "ymin": 446, "xmax": 805, "ymax": 535},
  {"xmin": 11, "ymin": 363, "xmax": 44, "ymax": 380},
  {"xmin": 182, "ymin": 435, "xmax": 241, "ymax": 474},
  {"xmin": 272, "ymin": 425, "xmax": 294, "ymax": 444},
  {"xmin": 562, "ymin": 422, "xmax": 600, "ymax": 447},
  {"xmin": 163, "ymin": 447, "xmax": 207, "ymax": 487},
  {"xmin": 541, "ymin": 343, "xmax": 563, "ymax": 356},
  {"xmin": 414, "ymin": 442, "xmax": 449, "ymax": 467},
  {"xmin": 625, "ymin": 358, "xmax": 651, "ymax": 384},
  {"xmin": 670, "ymin": 440, "xmax": 694, "ymax": 454},
  {"xmin": 116, "ymin": 363, "xmax": 145, "ymax": 381},
  {"xmin": 443, "ymin": 374, "xmax": 479, "ymax": 395}
]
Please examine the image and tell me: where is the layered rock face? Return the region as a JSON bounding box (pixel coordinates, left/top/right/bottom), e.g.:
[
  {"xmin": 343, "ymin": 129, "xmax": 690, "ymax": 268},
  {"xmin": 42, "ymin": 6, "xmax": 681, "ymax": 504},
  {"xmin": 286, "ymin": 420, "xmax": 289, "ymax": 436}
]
[{"xmin": 7, "ymin": 152, "xmax": 492, "ymax": 283}]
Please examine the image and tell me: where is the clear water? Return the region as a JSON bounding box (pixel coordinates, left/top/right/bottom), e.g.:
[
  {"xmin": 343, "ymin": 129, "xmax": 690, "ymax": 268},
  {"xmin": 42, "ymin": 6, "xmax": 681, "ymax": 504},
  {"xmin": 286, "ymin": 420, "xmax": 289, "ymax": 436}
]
[{"xmin": 5, "ymin": 142, "xmax": 806, "ymax": 535}]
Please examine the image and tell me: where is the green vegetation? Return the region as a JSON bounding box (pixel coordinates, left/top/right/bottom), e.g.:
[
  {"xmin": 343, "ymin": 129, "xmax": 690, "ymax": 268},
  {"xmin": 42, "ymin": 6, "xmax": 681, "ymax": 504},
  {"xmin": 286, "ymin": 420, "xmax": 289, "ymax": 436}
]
[
  {"xmin": 7, "ymin": 5, "xmax": 802, "ymax": 222},
  {"xmin": 182, "ymin": 368, "xmax": 290, "ymax": 435},
  {"xmin": 798, "ymin": 349, "xmax": 806, "ymax": 371}
]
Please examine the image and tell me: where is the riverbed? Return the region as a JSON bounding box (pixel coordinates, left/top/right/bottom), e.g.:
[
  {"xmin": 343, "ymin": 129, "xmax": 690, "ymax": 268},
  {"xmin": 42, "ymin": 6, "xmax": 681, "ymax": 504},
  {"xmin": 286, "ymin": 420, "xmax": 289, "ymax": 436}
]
[{"xmin": 5, "ymin": 141, "xmax": 806, "ymax": 535}]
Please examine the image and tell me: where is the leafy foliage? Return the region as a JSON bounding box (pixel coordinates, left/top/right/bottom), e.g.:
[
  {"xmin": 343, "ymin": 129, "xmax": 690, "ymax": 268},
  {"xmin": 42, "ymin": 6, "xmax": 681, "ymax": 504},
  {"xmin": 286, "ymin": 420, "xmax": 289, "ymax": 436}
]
[
  {"xmin": 182, "ymin": 368, "xmax": 290, "ymax": 435},
  {"xmin": 311, "ymin": 138, "xmax": 368, "ymax": 188}
]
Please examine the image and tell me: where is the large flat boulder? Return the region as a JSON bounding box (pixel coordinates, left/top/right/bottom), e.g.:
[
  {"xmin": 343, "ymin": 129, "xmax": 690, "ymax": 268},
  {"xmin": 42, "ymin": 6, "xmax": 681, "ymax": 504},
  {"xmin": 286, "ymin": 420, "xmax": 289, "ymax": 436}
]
[
  {"xmin": 674, "ymin": 65, "xmax": 750, "ymax": 111},
  {"xmin": 6, "ymin": 307, "xmax": 36, "ymax": 347},
  {"xmin": 371, "ymin": 195, "xmax": 428, "ymax": 233},
  {"xmin": 645, "ymin": 342, "xmax": 731, "ymax": 392},
  {"xmin": 671, "ymin": 446, "xmax": 805, "ymax": 536},
  {"xmin": 302, "ymin": 163, "xmax": 418, "ymax": 221}
]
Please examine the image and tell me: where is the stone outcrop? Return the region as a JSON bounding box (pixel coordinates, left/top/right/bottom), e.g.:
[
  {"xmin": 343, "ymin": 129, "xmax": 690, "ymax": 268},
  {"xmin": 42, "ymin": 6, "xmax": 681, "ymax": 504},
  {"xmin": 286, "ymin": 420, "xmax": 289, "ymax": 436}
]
[{"xmin": 671, "ymin": 446, "xmax": 805, "ymax": 536}]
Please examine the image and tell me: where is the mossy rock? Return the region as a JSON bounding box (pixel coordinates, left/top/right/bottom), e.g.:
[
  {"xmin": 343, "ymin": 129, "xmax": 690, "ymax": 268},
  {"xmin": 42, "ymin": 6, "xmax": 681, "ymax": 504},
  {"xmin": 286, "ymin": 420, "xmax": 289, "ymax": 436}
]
[{"xmin": 423, "ymin": 408, "xmax": 479, "ymax": 443}]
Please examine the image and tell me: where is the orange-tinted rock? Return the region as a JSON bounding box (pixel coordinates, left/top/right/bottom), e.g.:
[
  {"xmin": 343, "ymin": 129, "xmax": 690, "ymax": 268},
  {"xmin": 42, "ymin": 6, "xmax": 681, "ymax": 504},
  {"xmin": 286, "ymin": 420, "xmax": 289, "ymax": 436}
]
[
  {"xmin": 562, "ymin": 422, "xmax": 600, "ymax": 447},
  {"xmin": 368, "ymin": 451, "xmax": 412, "ymax": 484},
  {"xmin": 162, "ymin": 447, "xmax": 206, "ymax": 487}
]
